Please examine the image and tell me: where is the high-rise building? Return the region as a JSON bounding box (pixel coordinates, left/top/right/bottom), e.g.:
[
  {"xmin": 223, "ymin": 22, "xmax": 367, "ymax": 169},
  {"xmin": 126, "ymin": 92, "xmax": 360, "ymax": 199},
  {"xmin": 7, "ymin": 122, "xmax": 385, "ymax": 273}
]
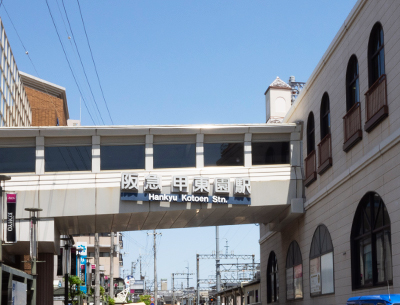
[{"xmin": 0, "ymin": 19, "xmax": 31, "ymax": 127}]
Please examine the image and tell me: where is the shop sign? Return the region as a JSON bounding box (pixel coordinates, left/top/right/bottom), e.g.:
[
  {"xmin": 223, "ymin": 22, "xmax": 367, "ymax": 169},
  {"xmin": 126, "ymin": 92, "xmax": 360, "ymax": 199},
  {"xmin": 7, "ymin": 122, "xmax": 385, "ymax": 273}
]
[
  {"xmin": 121, "ymin": 173, "xmax": 251, "ymax": 205},
  {"xmin": 76, "ymin": 242, "xmax": 87, "ymax": 293},
  {"xmin": 6, "ymin": 193, "xmax": 16, "ymax": 243}
]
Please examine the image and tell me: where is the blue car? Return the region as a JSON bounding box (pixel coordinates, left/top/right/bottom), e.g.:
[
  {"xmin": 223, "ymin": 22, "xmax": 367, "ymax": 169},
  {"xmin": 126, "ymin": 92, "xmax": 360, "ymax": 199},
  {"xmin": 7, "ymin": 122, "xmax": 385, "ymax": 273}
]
[{"xmin": 347, "ymin": 295, "xmax": 400, "ymax": 305}]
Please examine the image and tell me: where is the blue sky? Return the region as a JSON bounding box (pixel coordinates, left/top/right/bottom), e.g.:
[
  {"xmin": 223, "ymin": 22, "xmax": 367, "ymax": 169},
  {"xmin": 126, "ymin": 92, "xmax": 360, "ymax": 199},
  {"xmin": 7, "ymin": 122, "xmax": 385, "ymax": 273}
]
[{"xmin": 0, "ymin": 0, "xmax": 357, "ymax": 289}]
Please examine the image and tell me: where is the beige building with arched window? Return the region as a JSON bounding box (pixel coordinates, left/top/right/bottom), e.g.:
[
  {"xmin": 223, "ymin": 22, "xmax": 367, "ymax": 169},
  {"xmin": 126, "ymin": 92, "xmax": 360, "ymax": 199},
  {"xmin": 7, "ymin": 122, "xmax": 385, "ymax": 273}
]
[{"xmin": 260, "ymin": 0, "xmax": 400, "ymax": 304}]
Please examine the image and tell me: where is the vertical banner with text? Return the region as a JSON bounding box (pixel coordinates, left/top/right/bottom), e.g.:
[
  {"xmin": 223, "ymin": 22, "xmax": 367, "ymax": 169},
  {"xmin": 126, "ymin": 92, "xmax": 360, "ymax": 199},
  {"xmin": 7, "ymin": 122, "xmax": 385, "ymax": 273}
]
[
  {"xmin": 6, "ymin": 193, "xmax": 16, "ymax": 243},
  {"xmin": 76, "ymin": 242, "xmax": 88, "ymax": 293}
]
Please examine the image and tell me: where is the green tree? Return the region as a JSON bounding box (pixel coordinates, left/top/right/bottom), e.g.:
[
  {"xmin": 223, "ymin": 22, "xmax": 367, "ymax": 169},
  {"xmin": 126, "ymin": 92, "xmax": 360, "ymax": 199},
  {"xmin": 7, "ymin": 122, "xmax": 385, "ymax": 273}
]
[
  {"xmin": 108, "ymin": 296, "xmax": 116, "ymax": 305},
  {"xmin": 140, "ymin": 295, "xmax": 151, "ymax": 305},
  {"xmin": 88, "ymin": 286, "xmax": 107, "ymax": 301},
  {"xmin": 68, "ymin": 275, "xmax": 85, "ymax": 305}
]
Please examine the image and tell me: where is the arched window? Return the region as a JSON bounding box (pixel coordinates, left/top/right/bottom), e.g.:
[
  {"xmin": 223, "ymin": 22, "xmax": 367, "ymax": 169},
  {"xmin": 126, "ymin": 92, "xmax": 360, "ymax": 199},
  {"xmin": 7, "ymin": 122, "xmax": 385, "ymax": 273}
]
[
  {"xmin": 286, "ymin": 241, "xmax": 303, "ymax": 300},
  {"xmin": 368, "ymin": 22, "xmax": 385, "ymax": 87},
  {"xmin": 267, "ymin": 251, "xmax": 279, "ymax": 303},
  {"xmin": 351, "ymin": 192, "xmax": 392, "ymax": 289},
  {"xmin": 306, "ymin": 112, "xmax": 315, "ymax": 156},
  {"xmin": 320, "ymin": 93, "xmax": 330, "ymax": 140},
  {"xmin": 310, "ymin": 225, "xmax": 334, "ymax": 296},
  {"xmin": 346, "ymin": 55, "xmax": 360, "ymax": 112}
]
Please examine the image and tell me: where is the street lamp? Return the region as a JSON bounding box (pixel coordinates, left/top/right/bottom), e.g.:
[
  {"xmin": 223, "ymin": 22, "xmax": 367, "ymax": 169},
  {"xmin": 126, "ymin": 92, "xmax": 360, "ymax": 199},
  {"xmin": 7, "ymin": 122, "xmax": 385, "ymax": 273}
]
[
  {"xmin": 60, "ymin": 235, "xmax": 74, "ymax": 305},
  {"xmin": 86, "ymin": 257, "xmax": 94, "ymax": 302},
  {"xmin": 25, "ymin": 207, "xmax": 43, "ymax": 305}
]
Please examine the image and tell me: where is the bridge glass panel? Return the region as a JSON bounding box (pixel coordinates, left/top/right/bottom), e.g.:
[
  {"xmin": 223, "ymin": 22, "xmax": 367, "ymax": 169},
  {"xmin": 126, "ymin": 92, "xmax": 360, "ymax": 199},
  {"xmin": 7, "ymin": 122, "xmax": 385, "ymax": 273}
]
[
  {"xmin": 204, "ymin": 143, "xmax": 244, "ymax": 166},
  {"xmin": 153, "ymin": 144, "xmax": 196, "ymax": 168},
  {"xmin": 45, "ymin": 146, "xmax": 92, "ymax": 172},
  {"xmin": 100, "ymin": 145, "xmax": 145, "ymax": 170},
  {"xmin": 0, "ymin": 147, "xmax": 35, "ymax": 173},
  {"xmin": 252, "ymin": 142, "xmax": 290, "ymax": 165}
]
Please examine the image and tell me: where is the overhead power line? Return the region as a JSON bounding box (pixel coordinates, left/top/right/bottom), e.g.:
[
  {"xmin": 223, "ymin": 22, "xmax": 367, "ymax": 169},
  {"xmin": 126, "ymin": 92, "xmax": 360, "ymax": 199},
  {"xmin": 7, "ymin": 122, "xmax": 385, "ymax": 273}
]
[
  {"xmin": 61, "ymin": 0, "xmax": 106, "ymax": 125},
  {"xmin": 45, "ymin": 0, "xmax": 96, "ymax": 125},
  {"xmin": 76, "ymin": 0, "xmax": 114, "ymax": 125}
]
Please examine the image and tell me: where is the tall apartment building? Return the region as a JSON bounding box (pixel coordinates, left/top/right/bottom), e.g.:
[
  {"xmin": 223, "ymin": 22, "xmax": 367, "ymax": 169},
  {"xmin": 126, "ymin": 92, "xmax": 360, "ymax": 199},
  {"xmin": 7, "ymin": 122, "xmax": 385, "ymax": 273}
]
[{"xmin": 0, "ymin": 19, "xmax": 31, "ymax": 127}]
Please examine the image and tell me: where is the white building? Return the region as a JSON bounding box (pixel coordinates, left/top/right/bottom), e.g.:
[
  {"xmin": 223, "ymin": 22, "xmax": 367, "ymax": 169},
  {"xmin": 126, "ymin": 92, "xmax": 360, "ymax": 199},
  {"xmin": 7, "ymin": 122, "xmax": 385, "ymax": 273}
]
[
  {"xmin": 260, "ymin": 0, "xmax": 400, "ymax": 304},
  {"xmin": 0, "ymin": 19, "xmax": 31, "ymax": 127}
]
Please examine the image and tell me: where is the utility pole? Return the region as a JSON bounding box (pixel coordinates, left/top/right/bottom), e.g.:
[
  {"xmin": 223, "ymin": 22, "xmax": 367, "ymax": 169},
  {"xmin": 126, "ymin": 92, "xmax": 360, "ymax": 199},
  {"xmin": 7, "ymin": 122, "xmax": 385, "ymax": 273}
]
[
  {"xmin": 252, "ymin": 255, "xmax": 255, "ymax": 278},
  {"xmin": 139, "ymin": 255, "xmax": 142, "ymax": 279},
  {"xmin": 196, "ymin": 254, "xmax": 200, "ymax": 305},
  {"xmin": 172, "ymin": 273, "xmax": 175, "ymax": 305},
  {"xmin": 186, "ymin": 262, "xmax": 190, "ymax": 288},
  {"xmin": 86, "ymin": 257, "xmax": 93, "ymax": 302},
  {"xmin": 148, "ymin": 230, "xmax": 162, "ymax": 305},
  {"xmin": 25, "ymin": 208, "xmax": 42, "ymax": 305},
  {"xmin": 216, "ymin": 227, "xmax": 221, "ymax": 305},
  {"xmin": 110, "ymin": 232, "xmax": 114, "ymax": 299},
  {"xmin": 94, "ymin": 233, "xmax": 100, "ymax": 305}
]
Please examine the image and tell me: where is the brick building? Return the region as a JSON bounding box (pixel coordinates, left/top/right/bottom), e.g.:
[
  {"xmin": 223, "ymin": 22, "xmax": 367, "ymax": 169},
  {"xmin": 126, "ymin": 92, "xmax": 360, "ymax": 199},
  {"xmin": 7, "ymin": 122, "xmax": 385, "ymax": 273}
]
[{"xmin": 20, "ymin": 72, "xmax": 69, "ymax": 126}]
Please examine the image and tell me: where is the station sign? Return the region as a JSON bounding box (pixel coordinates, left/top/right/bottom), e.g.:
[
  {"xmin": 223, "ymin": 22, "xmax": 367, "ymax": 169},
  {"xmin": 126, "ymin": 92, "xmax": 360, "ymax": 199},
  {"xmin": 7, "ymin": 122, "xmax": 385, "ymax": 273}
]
[{"xmin": 120, "ymin": 174, "xmax": 251, "ymax": 205}]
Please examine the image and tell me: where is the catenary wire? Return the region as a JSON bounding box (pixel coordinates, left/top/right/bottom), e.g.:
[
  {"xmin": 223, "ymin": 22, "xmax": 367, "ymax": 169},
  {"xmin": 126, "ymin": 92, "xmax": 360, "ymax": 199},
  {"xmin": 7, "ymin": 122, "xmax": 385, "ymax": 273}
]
[
  {"xmin": 52, "ymin": 0, "xmax": 102, "ymax": 125},
  {"xmin": 76, "ymin": 0, "xmax": 114, "ymax": 125},
  {"xmin": 45, "ymin": 0, "xmax": 96, "ymax": 125},
  {"xmin": 61, "ymin": 0, "xmax": 106, "ymax": 125},
  {"xmin": 50, "ymin": 0, "xmax": 103, "ymax": 125}
]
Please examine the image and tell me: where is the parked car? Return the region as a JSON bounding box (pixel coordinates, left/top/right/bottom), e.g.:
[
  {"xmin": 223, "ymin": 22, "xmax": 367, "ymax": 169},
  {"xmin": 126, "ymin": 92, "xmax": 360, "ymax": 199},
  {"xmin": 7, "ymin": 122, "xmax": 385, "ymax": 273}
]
[{"xmin": 347, "ymin": 295, "xmax": 400, "ymax": 305}]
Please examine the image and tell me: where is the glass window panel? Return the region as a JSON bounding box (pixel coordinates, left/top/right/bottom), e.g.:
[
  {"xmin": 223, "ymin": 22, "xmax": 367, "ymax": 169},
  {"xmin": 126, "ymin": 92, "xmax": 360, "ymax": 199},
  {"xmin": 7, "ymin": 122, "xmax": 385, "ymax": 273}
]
[
  {"xmin": 45, "ymin": 146, "xmax": 92, "ymax": 172},
  {"xmin": 204, "ymin": 143, "xmax": 243, "ymax": 166},
  {"xmin": 310, "ymin": 257, "xmax": 321, "ymax": 294},
  {"xmin": 363, "ymin": 206, "xmax": 371, "ymax": 233},
  {"xmin": 384, "ymin": 230, "xmax": 393, "ymax": 281},
  {"xmin": 321, "ymin": 252, "xmax": 334, "ymax": 294},
  {"xmin": 153, "ymin": 144, "xmax": 195, "ymax": 169},
  {"xmin": 100, "ymin": 145, "xmax": 145, "ymax": 170},
  {"xmin": 359, "ymin": 238, "xmax": 372, "ymax": 285},
  {"xmin": 252, "ymin": 142, "xmax": 290, "ymax": 165},
  {"xmin": 0, "ymin": 147, "xmax": 35, "ymax": 173},
  {"xmin": 376, "ymin": 231, "xmax": 384, "ymax": 283},
  {"xmin": 375, "ymin": 230, "xmax": 392, "ymax": 283},
  {"xmin": 294, "ymin": 264, "xmax": 303, "ymax": 299},
  {"xmin": 375, "ymin": 202, "xmax": 383, "ymax": 229},
  {"xmin": 293, "ymin": 243, "xmax": 302, "ymax": 266},
  {"xmin": 286, "ymin": 267, "xmax": 294, "ymax": 300}
]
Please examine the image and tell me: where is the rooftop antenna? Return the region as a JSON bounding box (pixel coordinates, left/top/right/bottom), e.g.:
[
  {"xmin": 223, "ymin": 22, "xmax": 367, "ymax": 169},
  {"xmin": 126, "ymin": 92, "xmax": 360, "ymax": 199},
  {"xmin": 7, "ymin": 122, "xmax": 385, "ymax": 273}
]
[{"xmin": 387, "ymin": 280, "xmax": 391, "ymax": 301}]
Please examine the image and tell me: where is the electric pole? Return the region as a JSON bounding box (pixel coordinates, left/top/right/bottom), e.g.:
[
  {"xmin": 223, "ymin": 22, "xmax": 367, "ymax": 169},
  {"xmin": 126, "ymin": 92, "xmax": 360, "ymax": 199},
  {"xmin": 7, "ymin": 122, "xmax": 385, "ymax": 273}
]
[
  {"xmin": 139, "ymin": 255, "xmax": 142, "ymax": 279},
  {"xmin": 148, "ymin": 230, "xmax": 162, "ymax": 305},
  {"xmin": 110, "ymin": 232, "xmax": 114, "ymax": 299},
  {"xmin": 216, "ymin": 227, "xmax": 221, "ymax": 305},
  {"xmin": 95, "ymin": 233, "xmax": 100, "ymax": 305}
]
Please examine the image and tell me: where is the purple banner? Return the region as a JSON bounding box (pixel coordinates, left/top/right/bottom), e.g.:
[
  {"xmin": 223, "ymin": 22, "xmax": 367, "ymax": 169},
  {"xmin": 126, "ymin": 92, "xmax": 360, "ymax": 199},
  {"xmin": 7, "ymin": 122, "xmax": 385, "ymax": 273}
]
[{"xmin": 6, "ymin": 193, "xmax": 16, "ymax": 243}]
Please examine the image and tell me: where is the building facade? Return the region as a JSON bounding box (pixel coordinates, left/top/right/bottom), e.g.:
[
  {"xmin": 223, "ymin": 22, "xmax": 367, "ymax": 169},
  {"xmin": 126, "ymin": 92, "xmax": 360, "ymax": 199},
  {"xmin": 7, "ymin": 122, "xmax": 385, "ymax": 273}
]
[
  {"xmin": 260, "ymin": 0, "xmax": 400, "ymax": 304},
  {"xmin": 20, "ymin": 72, "xmax": 69, "ymax": 126},
  {"xmin": 0, "ymin": 19, "xmax": 31, "ymax": 127}
]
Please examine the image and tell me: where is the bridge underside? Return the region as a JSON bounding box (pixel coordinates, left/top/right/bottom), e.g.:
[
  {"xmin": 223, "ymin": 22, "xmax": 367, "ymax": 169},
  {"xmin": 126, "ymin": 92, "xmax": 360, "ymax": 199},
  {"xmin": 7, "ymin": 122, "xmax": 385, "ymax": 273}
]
[{"xmin": 55, "ymin": 204, "xmax": 289, "ymax": 235}]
